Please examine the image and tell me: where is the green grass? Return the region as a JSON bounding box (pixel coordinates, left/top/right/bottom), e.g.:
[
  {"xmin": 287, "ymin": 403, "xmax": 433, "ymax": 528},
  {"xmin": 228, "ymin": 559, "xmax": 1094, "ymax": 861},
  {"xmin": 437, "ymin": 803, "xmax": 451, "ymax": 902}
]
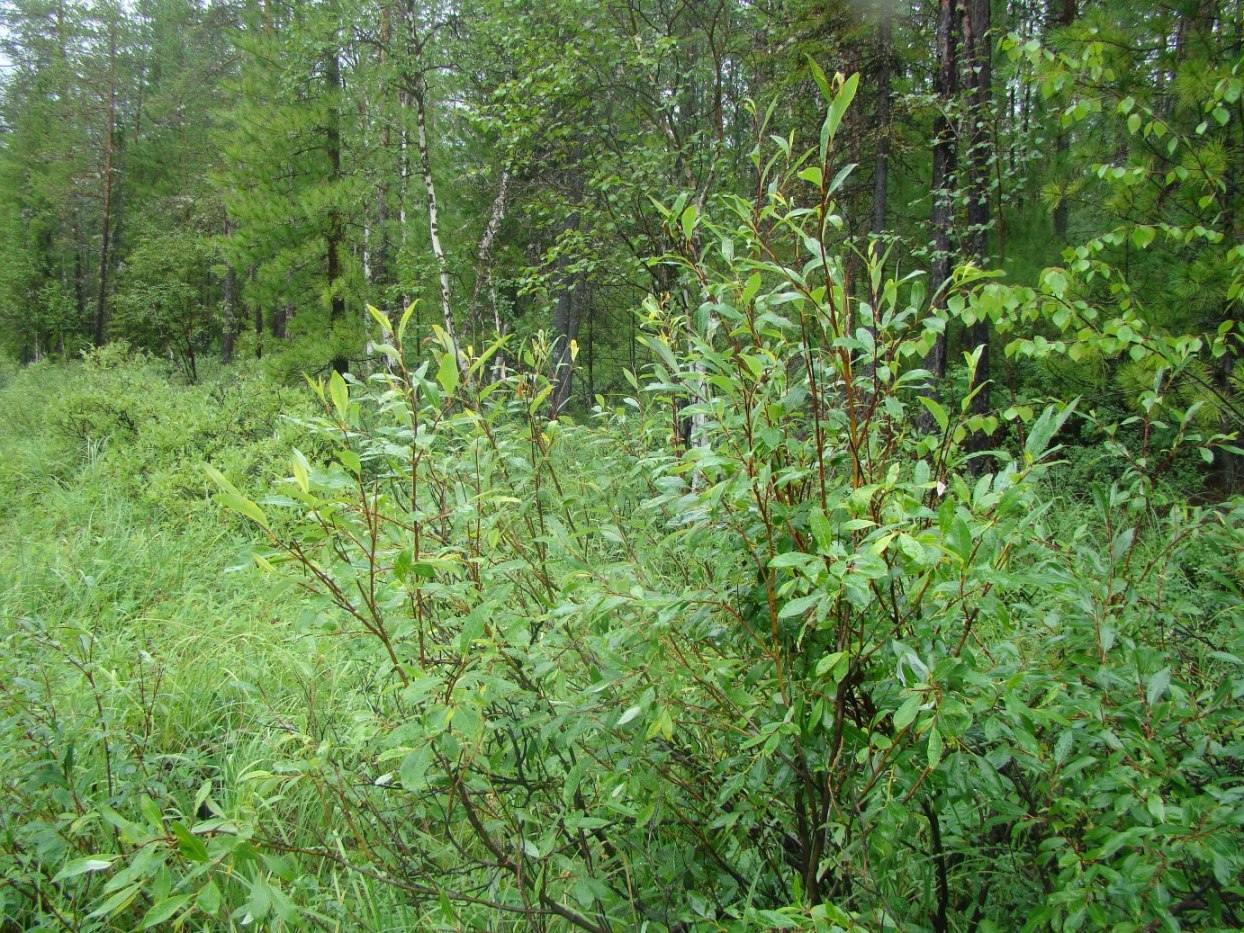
[{"xmin": 0, "ymin": 356, "xmax": 403, "ymax": 929}]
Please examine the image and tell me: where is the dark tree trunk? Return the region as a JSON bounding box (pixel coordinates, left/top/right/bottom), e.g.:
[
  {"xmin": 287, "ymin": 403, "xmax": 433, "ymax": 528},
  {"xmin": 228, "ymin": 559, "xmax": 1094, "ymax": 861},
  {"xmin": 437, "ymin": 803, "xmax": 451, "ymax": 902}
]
[
  {"xmin": 373, "ymin": 2, "xmax": 392, "ymax": 298},
  {"xmin": 271, "ymin": 301, "xmax": 288, "ymax": 340},
  {"xmin": 74, "ymin": 222, "xmax": 86, "ymax": 326},
  {"xmin": 964, "ymin": 0, "xmax": 994, "ymax": 462},
  {"xmin": 1051, "ymin": 0, "xmax": 1076, "ymax": 240},
  {"xmin": 93, "ymin": 18, "xmax": 119, "ymax": 346},
  {"xmin": 221, "ymin": 219, "xmax": 239, "ymax": 364},
  {"xmin": 252, "ymin": 268, "xmax": 264, "ymax": 359},
  {"xmin": 926, "ymin": 0, "xmax": 959, "ymax": 383},
  {"xmin": 549, "ymin": 209, "xmax": 584, "ymax": 415},
  {"xmin": 326, "ymin": 45, "xmax": 345, "ymax": 325},
  {"xmin": 871, "ymin": 13, "xmax": 894, "ymax": 239}
]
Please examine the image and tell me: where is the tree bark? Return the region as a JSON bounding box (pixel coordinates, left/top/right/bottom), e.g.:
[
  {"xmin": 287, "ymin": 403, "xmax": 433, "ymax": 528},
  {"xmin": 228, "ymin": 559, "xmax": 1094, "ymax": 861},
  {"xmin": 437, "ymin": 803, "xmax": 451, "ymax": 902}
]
[
  {"xmin": 413, "ymin": 78, "xmax": 467, "ymax": 373},
  {"xmin": 963, "ymin": 0, "xmax": 993, "ymax": 458},
  {"xmin": 252, "ymin": 267, "xmax": 264, "ymax": 358},
  {"xmin": 1051, "ymin": 0, "xmax": 1076, "ymax": 241},
  {"xmin": 271, "ymin": 301, "xmax": 289, "ymax": 340},
  {"xmin": 926, "ymin": 0, "xmax": 959, "ymax": 383},
  {"xmin": 221, "ymin": 218, "xmax": 239, "ymax": 364},
  {"xmin": 93, "ymin": 15, "xmax": 119, "ymax": 346},
  {"xmin": 871, "ymin": 12, "xmax": 893, "ymax": 239},
  {"xmin": 326, "ymin": 37, "xmax": 348, "ymax": 374},
  {"xmin": 469, "ymin": 168, "xmax": 510, "ymax": 343},
  {"xmin": 374, "ymin": 2, "xmax": 393, "ymax": 298},
  {"xmin": 326, "ymin": 44, "xmax": 345, "ymax": 324},
  {"xmin": 549, "ymin": 250, "xmax": 585, "ymax": 417}
]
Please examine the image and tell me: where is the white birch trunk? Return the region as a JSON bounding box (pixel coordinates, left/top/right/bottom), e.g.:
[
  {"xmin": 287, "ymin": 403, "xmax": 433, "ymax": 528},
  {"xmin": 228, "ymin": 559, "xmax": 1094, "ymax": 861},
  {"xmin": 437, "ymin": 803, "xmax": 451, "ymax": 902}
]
[{"xmin": 413, "ymin": 81, "xmax": 467, "ymax": 374}]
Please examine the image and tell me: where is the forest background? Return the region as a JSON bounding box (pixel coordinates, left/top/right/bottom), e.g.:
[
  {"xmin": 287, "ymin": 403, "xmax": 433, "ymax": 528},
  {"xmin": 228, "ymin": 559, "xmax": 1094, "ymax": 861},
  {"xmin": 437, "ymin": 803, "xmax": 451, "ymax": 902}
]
[{"xmin": 0, "ymin": 0, "xmax": 1242, "ymax": 930}]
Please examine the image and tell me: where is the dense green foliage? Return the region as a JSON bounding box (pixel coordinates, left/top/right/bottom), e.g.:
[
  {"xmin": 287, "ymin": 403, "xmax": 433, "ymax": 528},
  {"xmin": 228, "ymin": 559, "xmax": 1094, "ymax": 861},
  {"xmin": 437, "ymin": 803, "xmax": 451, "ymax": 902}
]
[{"xmin": 1, "ymin": 0, "xmax": 1243, "ymax": 930}]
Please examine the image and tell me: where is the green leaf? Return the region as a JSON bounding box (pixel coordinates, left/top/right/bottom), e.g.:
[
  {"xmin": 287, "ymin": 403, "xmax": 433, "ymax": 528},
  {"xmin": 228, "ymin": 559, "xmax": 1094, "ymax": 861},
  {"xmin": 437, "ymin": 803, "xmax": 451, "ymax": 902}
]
[
  {"xmin": 1054, "ymin": 730, "xmax": 1075, "ymax": 765},
  {"xmin": 437, "ymin": 350, "xmax": 460, "ymax": 397},
  {"xmin": 439, "ymin": 889, "xmax": 457, "ymax": 923},
  {"xmin": 918, "ymin": 396, "xmax": 949, "ymax": 433},
  {"xmin": 927, "ymin": 727, "xmax": 944, "ymax": 769},
  {"xmin": 171, "ymin": 821, "xmax": 207, "ymax": 862},
  {"xmin": 948, "ymin": 518, "xmax": 973, "ymax": 562},
  {"xmin": 371, "ymin": 342, "xmax": 400, "ymax": 359},
  {"xmin": 779, "ymin": 593, "xmax": 820, "ymax": 619},
  {"xmin": 618, "ymin": 705, "xmax": 644, "ymax": 727},
  {"xmin": 806, "ymin": 55, "xmax": 832, "ymax": 102},
  {"xmin": 216, "ymin": 493, "xmax": 270, "ymax": 531},
  {"xmin": 893, "ymin": 695, "xmax": 921, "ymax": 731},
  {"xmin": 646, "ymin": 707, "xmax": 675, "ymax": 741},
  {"xmin": 826, "ymin": 72, "xmax": 859, "ymax": 141},
  {"xmin": 89, "ymin": 882, "xmax": 142, "ymax": 919},
  {"xmin": 338, "ymin": 448, "xmax": 361, "ymax": 477},
  {"xmin": 400, "ymin": 746, "xmax": 432, "ymax": 791},
  {"xmin": 203, "ymin": 463, "xmax": 241, "ymax": 497},
  {"xmin": 53, "ymin": 856, "xmax": 118, "ymax": 882},
  {"xmin": 397, "ymin": 300, "xmax": 418, "ymax": 342},
  {"xmin": 367, "ymin": 304, "xmax": 392, "ymax": 334},
  {"xmin": 1146, "ymin": 668, "xmax": 1172, "ymax": 705},
  {"xmin": 680, "ymin": 204, "xmax": 699, "ymax": 241},
  {"xmin": 197, "ymin": 881, "xmax": 222, "ymax": 915},
  {"xmin": 141, "ymin": 895, "xmax": 192, "ymax": 929},
  {"xmin": 1131, "ymin": 225, "xmax": 1156, "ymax": 250},
  {"xmin": 742, "ymin": 272, "xmax": 763, "ymax": 306},
  {"xmin": 809, "ymin": 507, "xmax": 833, "ymax": 552},
  {"xmin": 291, "ymin": 449, "xmax": 310, "ymax": 493},
  {"xmin": 328, "ymin": 370, "xmax": 349, "ymax": 421},
  {"xmin": 815, "ymin": 652, "xmax": 848, "ymax": 684},
  {"xmin": 1025, "ymin": 402, "xmax": 1076, "ymax": 462},
  {"xmin": 769, "ymin": 551, "xmax": 816, "ymax": 569},
  {"xmin": 825, "ymin": 162, "xmax": 856, "ymax": 195},
  {"xmin": 798, "ymin": 166, "xmax": 823, "ymax": 187}
]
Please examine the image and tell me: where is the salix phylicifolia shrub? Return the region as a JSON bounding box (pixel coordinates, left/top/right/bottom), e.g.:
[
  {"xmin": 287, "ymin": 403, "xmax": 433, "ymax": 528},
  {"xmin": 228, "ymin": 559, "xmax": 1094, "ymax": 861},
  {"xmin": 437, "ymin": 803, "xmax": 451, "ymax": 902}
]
[{"xmin": 59, "ymin": 73, "xmax": 1241, "ymax": 931}]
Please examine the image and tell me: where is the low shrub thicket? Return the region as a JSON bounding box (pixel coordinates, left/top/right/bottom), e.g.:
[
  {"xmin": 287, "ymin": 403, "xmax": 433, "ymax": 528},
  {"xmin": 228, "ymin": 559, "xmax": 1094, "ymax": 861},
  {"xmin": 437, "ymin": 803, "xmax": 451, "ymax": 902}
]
[{"xmin": 1, "ymin": 83, "xmax": 1241, "ymax": 931}]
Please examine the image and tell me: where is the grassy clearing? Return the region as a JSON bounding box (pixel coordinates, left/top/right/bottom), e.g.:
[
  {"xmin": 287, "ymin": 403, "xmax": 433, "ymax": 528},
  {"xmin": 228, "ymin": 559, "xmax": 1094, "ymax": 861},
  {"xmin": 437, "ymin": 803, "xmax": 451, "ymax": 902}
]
[{"xmin": 0, "ymin": 356, "xmax": 373, "ymax": 928}]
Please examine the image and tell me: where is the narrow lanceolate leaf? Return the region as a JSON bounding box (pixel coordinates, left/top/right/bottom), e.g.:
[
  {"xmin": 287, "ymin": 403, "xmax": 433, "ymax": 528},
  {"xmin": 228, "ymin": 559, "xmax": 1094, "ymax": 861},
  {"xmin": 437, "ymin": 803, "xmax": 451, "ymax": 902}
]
[
  {"xmin": 918, "ymin": 396, "xmax": 949, "ymax": 433},
  {"xmin": 893, "ymin": 695, "xmax": 922, "ymax": 731},
  {"xmin": 53, "ymin": 856, "xmax": 118, "ymax": 882},
  {"xmin": 140, "ymin": 895, "xmax": 193, "ymax": 929},
  {"xmin": 291, "ymin": 449, "xmax": 310, "ymax": 493},
  {"xmin": 398, "ymin": 300, "xmax": 419, "ymax": 343},
  {"xmin": 436, "ymin": 349, "xmax": 459, "ymax": 397},
  {"xmin": 1024, "ymin": 400, "xmax": 1077, "ymax": 462},
  {"xmin": 203, "ymin": 462, "xmax": 241, "ymax": 497},
  {"xmin": 171, "ymin": 821, "xmax": 207, "ymax": 862},
  {"xmin": 367, "ymin": 304, "xmax": 392, "ymax": 334},
  {"xmin": 809, "ymin": 507, "xmax": 833, "ymax": 552},
  {"xmin": 1146, "ymin": 668, "xmax": 1172, "ymax": 706},
  {"xmin": 328, "ymin": 370, "xmax": 350, "ymax": 421},
  {"xmin": 826, "ymin": 72, "xmax": 859, "ymax": 142},
  {"xmin": 806, "ymin": 55, "xmax": 832, "ymax": 102},
  {"xmin": 927, "ymin": 728, "xmax": 944, "ymax": 769},
  {"xmin": 217, "ymin": 493, "xmax": 270, "ymax": 531},
  {"xmin": 88, "ymin": 882, "xmax": 143, "ymax": 919},
  {"xmin": 618, "ymin": 705, "xmax": 644, "ymax": 727}
]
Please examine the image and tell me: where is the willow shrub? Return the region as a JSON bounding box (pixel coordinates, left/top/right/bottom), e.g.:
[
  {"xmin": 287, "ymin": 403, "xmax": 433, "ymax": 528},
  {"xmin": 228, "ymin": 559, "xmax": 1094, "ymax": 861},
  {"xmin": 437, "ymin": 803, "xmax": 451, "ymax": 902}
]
[{"xmin": 59, "ymin": 76, "xmax": 1243, "ymax": 931}]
